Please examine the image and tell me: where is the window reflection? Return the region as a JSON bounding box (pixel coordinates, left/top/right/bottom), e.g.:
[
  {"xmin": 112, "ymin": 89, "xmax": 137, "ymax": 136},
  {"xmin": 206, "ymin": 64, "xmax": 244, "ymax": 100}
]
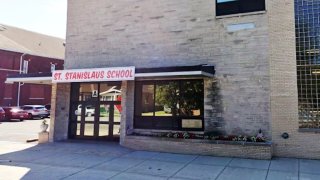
[
  {"xmin": 135, "ymin": 80, "xmax": 204, "ymax": 130},
  {"xmin": 113, "ymin": 125, "xmax": 121, "ymax": 136},
  {"xmin": 180, "ymin": 81, "xmax": 203, "ymax": 116},
  {"xmin": 79, "ymin": 83, "xmax": 98, "ymax": 101},
  {"xmin": 99, "ymin": 104, "xmax": 110, "ymax": 122},
  {"xmin": 99, "ymin": 124, "xmax": 109, "ymax": 137},
  {"xmin": 295, "ymin": 0, "xmax": 320, "ymax": 128},
  {"xmin": 75, "ymin": 104, "xmax": 95, "ymax": 119},
  {"xmin": 114, "ymin": 105, "xmax": 121, "ymax": 122},
  {"xmin": 141, "ymin": 85, "xmax": 154, "ymax": 116},
  {"xmin": 155, "ymin": 82, "xmax": 179, "ymax": 116},
  {"xmin": 99, "ymin": 84, "xmax": 121, "ymax": 101},
  {"xmin": 138, "ymin": 81, "xmax": 203, "ymax": 117}
]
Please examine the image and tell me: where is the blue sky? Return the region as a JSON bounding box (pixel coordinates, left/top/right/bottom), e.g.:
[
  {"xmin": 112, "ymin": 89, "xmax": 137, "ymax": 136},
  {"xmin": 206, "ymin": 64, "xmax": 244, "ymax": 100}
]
[{"xmin": 0, "ymin": 0, "xmax": 67, "ymax": 39}]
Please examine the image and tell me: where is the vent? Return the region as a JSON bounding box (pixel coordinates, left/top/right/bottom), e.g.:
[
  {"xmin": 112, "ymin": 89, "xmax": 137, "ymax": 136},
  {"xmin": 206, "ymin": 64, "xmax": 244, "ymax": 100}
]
[{"xmin": 227, "ymin": 23, "xmax": 255, "ymax": 32}]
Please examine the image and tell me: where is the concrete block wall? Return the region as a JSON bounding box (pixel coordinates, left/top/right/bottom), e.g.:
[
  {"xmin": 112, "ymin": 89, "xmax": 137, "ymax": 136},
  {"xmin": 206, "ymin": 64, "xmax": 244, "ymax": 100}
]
[{"xmin": 66, "ymin": 0, "xmax": 271, "ymax": 138}]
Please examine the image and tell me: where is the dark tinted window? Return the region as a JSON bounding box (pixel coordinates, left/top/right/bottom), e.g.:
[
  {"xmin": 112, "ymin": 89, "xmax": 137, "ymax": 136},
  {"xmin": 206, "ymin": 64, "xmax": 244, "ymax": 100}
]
[
  {"xmin": 45, "ymin": 105, "xmax": 51, "ymax": 110},
  {"xmin": 22, "ymin": 107, "xmax": 33, "ymax": 110},
  {"xmin": 216, "ymin": 0, "xmax": 265, "ymax": 16}
]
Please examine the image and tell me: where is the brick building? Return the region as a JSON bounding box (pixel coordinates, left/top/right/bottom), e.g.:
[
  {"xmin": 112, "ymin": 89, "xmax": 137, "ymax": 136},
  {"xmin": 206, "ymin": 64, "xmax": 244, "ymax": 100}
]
[
  {"xmin": 9, "ymin": 0, "xmax": 320, "ymax": 159},
  {"xmin": 0, "ymin": 24, "xmax": 64, "ymax": 106}
]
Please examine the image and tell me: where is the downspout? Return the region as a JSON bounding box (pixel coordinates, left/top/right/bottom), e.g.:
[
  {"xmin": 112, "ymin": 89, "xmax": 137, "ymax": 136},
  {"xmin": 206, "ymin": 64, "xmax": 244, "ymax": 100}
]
[{"xmin": 17, "ymin": 53, "xmax": 27, "ymax": 106}]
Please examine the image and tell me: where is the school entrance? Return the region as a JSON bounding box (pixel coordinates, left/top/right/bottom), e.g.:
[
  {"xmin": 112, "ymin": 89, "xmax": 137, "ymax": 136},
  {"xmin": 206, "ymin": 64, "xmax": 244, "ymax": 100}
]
[{"xmin": 68, "ymin": 82, "xmax": 122, "ymax": 141}]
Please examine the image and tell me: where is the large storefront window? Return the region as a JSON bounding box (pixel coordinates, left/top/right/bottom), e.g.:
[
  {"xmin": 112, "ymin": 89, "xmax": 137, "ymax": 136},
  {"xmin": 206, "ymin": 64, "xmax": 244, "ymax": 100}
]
[
  {"xmin": 134, "ymin": 80, "xmax": 204, "ymax": 131},
  {"xmin": 295, "ymin": 0, "xmax": 320, "ymax": 128}
]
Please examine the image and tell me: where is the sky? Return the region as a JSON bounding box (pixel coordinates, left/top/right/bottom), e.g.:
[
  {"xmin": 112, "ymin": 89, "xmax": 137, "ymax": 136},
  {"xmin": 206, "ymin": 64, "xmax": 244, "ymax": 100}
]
[{"xmin": 0, "ymin": 0, "xmax": 67, "ymax": 39}]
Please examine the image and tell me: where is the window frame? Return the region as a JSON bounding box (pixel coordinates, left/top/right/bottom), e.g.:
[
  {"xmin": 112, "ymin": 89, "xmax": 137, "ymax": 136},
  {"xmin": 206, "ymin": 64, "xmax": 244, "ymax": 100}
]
[{"xmin": 134, "ymin": 79, "xmax": 204, "ymax": 131}]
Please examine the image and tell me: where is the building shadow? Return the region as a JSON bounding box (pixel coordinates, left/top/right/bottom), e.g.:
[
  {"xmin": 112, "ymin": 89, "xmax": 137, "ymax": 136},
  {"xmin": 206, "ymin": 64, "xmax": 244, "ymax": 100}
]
[{"xmin": 0, "ymin": 141, "xmax": 133, "ymax": 179}]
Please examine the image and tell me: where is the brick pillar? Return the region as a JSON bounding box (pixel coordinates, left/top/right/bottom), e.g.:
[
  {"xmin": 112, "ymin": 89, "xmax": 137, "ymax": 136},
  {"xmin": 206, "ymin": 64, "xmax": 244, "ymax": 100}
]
[
  {"xmin": 204, "ymin": 78, "xmax": 225, "ymax": 134},
  {"xmin": 120, "ymin": 80, "xmax": 135, "ymax": 145},
  {"xmin": 49, "ymin": 83, "xmax": 71, "ymax": 142}
]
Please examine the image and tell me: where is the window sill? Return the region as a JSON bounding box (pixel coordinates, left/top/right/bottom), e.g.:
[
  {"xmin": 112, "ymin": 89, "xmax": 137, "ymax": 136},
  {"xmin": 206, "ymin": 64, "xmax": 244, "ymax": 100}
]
[
  {"xmin": 132, "ymin": 129, "xmax": 204, "ymax": 135},
  {"xmin": 299, "ymin": 128, "xmax": 320, "ymax": 133},
  {"xmin": 216, "ymin": 10, "xmax": 266, "ymax": 19}
]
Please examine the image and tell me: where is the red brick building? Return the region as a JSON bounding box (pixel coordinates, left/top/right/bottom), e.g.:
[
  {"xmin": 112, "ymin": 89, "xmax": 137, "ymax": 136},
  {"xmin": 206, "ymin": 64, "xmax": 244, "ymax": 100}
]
[{"xmin": 0, "ymin": 24, "xmax": 64, "ymax": 106}]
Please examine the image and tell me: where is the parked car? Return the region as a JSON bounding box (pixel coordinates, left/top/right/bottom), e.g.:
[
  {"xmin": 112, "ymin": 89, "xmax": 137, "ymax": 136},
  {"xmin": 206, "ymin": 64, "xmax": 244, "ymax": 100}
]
[
  {"xmin": 21, "ymin": 105, "xmax": 50, "ymax": 119},
  {"xmin": 45, "ymin": 104, "xmax": 51, "ymax": 116},
  {"xmin": 75, "ymin": 105, "xmax": 95, "ymax": 116},
  {"xmin": 0, "ymin": 107, "xmax": 5, "ymax": 121},
  {"xmin": 3, "ymin": 107, "xmax": 28, "ymax": 121}
]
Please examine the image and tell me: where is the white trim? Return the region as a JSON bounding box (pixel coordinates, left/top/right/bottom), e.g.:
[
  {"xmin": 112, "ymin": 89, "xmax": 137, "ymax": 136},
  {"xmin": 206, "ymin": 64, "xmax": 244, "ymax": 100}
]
[
  {"xmin": 29, "ymin": 98, "xmax": 45, "ymax": 100},
  {"xmin": 133, "ymin": 129, "xmax": 204, "ymax": 134},
  {"xmin": 135, "ymin": 71, "xmax": 209, "ymax": 77},
  {"xmin": 4, "ymin": 97, "xmax": 12, "ymax": 99},
  {"xmin": 201, "ymin": 71, "xmax": 214, "ymax": 77},
  {"xmin": 0, "ymin": 68, "xmax": 19, "ymax": 72},
  {"xmin": 215, "ymin": 10, "xmax": 266, "ymax": 19},
  {"xmin": 5, "ymin": 76, "xmax": 52, "ymax": 84}
]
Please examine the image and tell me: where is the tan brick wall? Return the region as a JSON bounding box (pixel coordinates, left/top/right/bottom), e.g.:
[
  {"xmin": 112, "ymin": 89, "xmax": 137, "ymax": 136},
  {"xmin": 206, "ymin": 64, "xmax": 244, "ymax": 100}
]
[
  {"xmin": 66, "ymin": 0, "xmax": 272, "ymax": 138},
  {"xmin": 54, "ymin": 0, "xmax": 320, "ymax": 159},
  {"xmin": 268, "ymin": 0, "xmax": 320, "ymax": 159},
  {"xmin": 123, "ymin": 136, "xmax": 272, "ymax": 159}
]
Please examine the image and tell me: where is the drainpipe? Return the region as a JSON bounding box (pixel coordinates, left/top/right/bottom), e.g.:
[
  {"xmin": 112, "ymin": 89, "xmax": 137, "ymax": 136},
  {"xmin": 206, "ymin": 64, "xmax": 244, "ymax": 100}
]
[{"xmin": 17, "ymin": 53, "xmax": 27, "ymax": 106}]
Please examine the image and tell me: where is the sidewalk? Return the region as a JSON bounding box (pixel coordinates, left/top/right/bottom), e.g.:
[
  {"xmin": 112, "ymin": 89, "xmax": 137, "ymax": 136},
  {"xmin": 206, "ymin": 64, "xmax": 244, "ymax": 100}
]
[{"xmin": 0, "ymin": 141, "xmax": 320, "ymax": 180}]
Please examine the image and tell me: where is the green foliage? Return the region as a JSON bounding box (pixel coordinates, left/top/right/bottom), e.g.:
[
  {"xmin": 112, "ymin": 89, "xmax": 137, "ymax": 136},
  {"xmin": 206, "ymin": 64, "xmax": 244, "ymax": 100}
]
[
  {"xmin": 154, "ymin": 81, "xmax": 203, "ymax": 116},
  {"xmin": 155, "ymin": 82, "xmax": 179, "ymax": 115}
]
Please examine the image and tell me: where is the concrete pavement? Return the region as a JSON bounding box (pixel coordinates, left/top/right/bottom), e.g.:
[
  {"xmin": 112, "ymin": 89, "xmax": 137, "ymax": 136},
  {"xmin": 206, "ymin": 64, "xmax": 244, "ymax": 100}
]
[
  {"xmin": 1, "ymin": 141, "xmax": 320, "ymax": 180},
  {"xmin": 0, "ymin": 118, "xmax": 50, "ymax": 142}
]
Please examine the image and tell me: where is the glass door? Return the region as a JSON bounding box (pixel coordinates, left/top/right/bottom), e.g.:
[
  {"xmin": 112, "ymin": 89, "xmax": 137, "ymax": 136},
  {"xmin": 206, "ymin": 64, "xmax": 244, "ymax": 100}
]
[
  {"xmin": 97, "ymin": 103, "xmax": 121, "ymax": 140},
  {"xmin": 69, "ymin": 82, "xmax": 122, "ymax": 141}
]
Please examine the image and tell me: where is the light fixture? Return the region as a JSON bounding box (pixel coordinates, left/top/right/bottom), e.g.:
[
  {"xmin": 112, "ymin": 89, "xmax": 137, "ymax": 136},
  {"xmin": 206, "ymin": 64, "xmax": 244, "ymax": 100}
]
[{"xmin": 281, "ymin": 132, "xmax": 289, "ymax": 139}]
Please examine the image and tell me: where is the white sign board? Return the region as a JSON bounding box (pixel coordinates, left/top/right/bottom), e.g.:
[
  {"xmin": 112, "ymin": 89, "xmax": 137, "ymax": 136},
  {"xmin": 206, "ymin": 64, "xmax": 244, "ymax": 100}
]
[
  {"xmin": 92, "ymin": 90, "xmax": 98, "ymax": 97},
  {"xmin": 52, "ymin": 66, "xmax": 135, "ymax": 83}
]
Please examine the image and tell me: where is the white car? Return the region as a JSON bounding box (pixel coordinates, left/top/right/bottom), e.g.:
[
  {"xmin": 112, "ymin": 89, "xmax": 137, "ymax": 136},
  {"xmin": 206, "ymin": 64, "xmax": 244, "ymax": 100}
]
[
  {"xmin": 21, "ymin": 105, "xmax": 50, "ymax": 119},
  {"xmin": 75, "ymin": 105, "xmax": 95, "ymax": 116}
]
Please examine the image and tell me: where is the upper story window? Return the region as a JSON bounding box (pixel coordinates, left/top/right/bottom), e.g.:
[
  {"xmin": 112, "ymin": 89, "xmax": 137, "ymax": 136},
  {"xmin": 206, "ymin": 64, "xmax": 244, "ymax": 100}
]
[{"xmin": 216, "ymin": 0, "xmax": 266, "ymax": 16}]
